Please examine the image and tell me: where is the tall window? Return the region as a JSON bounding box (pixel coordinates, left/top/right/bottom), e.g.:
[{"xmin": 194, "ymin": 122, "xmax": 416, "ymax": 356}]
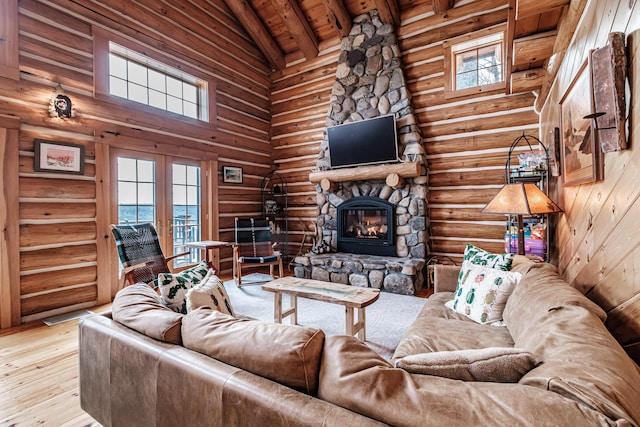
[
  {"xmin": 108, "ymin": 43, "xmax": 206, "ymax": 121},
  {"xmin": 444, "ymin": 27, "xmax": 506, "ymax": 98}
]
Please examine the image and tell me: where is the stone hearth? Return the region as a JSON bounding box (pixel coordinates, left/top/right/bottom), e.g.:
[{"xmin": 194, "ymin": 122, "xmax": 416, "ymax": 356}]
[{"xmin": 293, "ymin": 253, "xmax": 425, "ymax": 295}]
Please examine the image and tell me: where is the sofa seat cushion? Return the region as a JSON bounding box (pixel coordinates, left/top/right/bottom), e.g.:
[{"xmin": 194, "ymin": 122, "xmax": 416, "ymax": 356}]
[
  {"xmin": 319, "ymin": 335, "xmax": 618, "ymax": 427},
  {"xmin": 394, "ymin": 347, "xmax": 537, "ymax": 382},
  {"xmin": 182, "ymin": 308, "xmax": 325, "ymax": 395},
  {"xmin": 111, "ymin": 283, "xmax": 184, "ymax": 345},
  {"xmin": 392, "ymin": 293, "xmax": 514, "ymax": 361}
]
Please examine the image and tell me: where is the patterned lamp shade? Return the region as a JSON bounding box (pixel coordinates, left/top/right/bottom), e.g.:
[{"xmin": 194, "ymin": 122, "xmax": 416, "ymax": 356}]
[
  {"xmin": 481, "ymin": 183, "xmax": 562, "ymax": 215},
  {"xmin": 482, "ymin": 182, "xmax": 562, "ymax": 256}
]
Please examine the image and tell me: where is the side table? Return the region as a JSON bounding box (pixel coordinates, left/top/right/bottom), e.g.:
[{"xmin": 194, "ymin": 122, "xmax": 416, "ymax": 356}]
[{"xmin": 187, "ymin": 240, "xmax": 230, "ymax": 273}]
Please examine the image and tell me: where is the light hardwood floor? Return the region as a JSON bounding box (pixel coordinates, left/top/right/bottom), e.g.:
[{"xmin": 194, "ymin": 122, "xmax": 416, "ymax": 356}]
[{"xmin": 0, "ymin": 304, "xmax": 111, "ymax": 426}]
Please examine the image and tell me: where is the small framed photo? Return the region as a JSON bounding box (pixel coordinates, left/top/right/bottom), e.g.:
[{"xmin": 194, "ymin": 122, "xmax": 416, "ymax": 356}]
[
  {"xmin": 222, "ymin": 165, "xmax": 243, "ymax": 184},
  {"xmin": 34, "ymin": 139, "xmax": 85, "ymax": 175}
]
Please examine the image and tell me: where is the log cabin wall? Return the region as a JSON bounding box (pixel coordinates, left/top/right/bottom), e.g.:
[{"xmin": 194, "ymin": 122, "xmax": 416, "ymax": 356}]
[
  {"xmin": 539, "ymin": 0, "xmax": 640, "ymax": 364},
  {"xmin": 271, "ymin": 0, "xmax": 540, "ymax": 262},
  {"xmin": 0, "ymin": 0, "xmax": 272, "ymax": 326}
]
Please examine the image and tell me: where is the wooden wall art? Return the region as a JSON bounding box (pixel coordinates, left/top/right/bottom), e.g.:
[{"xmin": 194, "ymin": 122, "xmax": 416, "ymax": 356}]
[
  {"xmin": 547, "ymin": 126, "xmax": 561, "ymax": 176},
  {"xmin": 559, "ymin": 60, "xmax": 601, "ymax": 186},
  {"xmin": 589, "ymin": 32, "xmax": 628, "ymax": 152}
]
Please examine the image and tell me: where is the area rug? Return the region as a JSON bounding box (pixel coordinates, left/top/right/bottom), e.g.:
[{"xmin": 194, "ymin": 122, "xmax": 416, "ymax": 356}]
[
  {"xmin": 42, "ymin": 309, "xmax": 94, "ymax": 326},
  {"xmin": 223, "ymin": 273, "xmax": 426, "ymax": 359}
]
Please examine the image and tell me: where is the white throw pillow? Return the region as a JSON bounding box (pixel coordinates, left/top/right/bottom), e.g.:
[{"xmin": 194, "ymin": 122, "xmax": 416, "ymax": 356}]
[
  {"xmin": 394, "ymin": 347, "xmax": 537, "ymax": 382},
  {"xmin": 450, "ymin": 260, "xmax": 522, "ymax": 324},
  {"xmin": 186, "ymin": 274, "xmax": 235, "ymax": 316},
  {"xmin": 158, "ymin": 261, "xmax": 211, "ymax": 314}
]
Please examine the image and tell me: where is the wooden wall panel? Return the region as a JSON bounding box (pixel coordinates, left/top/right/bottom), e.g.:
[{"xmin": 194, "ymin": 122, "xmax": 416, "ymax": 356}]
[
  {"xmin": 270, "ymin": 0, "xmax": 538, "ymax": 264},
  {"xmin": 538, "ymin": 0, "xmax": 640, "ymax": 364},
  {"xmin": 0, "ymin": 0, "xmax": 273, "ymax": 325}
]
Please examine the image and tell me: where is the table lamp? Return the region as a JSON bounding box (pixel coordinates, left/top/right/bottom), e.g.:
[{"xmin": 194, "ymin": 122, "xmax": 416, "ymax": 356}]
[{"xmin": 481, "ymin": 182, "xmax": 562, "ymax": 255}]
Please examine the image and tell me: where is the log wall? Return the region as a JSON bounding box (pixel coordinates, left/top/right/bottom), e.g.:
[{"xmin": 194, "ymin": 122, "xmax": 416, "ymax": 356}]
[
  {"xmin": 0, "ymin": 0, "xmax": 272, "ymax": 325},
  {"xmin": 271, "ymin": 0, "xmax": 539, "ymax": 263},
  {"xmin": 539, "ymin": 0, "xmax": 640, "ymax": 364}
]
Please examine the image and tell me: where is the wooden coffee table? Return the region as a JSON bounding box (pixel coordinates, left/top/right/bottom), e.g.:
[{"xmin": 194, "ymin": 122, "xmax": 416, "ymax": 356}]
[{"xmin": 262, "ymin": 276, "xmax": 380, "ymax": 340}]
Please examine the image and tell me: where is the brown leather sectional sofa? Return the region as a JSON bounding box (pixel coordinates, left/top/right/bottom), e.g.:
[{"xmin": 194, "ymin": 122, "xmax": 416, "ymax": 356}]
[{"xmin": 79, "ymin": 259, "xmax": 640, "ymax": 426}]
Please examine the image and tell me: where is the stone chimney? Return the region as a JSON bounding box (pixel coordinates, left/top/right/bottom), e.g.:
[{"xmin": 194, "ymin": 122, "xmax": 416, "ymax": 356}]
[{"xmin": 315, "ymin": 10, "xmax": 428, "ymax": 259}]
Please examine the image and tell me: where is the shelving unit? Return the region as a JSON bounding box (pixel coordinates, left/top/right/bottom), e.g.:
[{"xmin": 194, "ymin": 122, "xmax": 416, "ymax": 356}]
[
  {"xmin": 261, "ymin": 171, "xmax": 288, "ymax": 260},
  {"xmin": 504, "ymin": 134, "xmax": 551, "ymax": 261}
]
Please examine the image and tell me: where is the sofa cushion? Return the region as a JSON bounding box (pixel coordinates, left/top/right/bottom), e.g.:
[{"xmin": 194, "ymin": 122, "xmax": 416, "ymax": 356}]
[
  {"xmin": 186, "ymin": 273, "xmax": 235, "ymax": 316},
  {"xmin": 394, "ymin": 347, "xmax": 537, "ymax": 382},
  {"xmin": 158, "ymin": 261, "xmax": 211, "ymax": 313},
  {"xmin": 392, "ymin": 293, "xmax": 514, "ymax": 361},
  {"xmin": 111, "ymin": 283, "xmax": 183, "ymax": 344},
  {"xmin": 450, "ymin": 261, "xmax": 522, "ymax": 324},
  {"xmin": 320, "ymin": 335, "xmax": 616, "ymax": 427},
  {"xmin": 182, "ymin": 308, "xmax": 325, "ymax": 395},
  {"xmin": 463, "ymin": 243, "xmax": 514, "ymax": 271},
  {"xmin": 503, "ymin": 263, "xmax": 640, "ymax": 425}
]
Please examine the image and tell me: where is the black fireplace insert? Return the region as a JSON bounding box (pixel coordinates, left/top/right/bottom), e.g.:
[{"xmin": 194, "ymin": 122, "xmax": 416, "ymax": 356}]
[{"xmin": 337, "ymin": 196, "xmax": 396, "ymax": 256}]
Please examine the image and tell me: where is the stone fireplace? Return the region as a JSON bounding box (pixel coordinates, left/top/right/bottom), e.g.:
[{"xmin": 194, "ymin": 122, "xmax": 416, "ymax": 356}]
[
  {"xmin": 337, "ymin": 196, "xmax": 395, "ymax": 256},
  {"xmin": 293, "ymin": 10, "xmax": 428, "ymax": 295}
]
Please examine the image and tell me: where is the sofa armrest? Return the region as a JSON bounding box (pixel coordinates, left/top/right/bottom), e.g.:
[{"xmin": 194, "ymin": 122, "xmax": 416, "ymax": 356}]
[{"xmin": 433, "ymin": 265, "xmax": 460, "ymax": 293}]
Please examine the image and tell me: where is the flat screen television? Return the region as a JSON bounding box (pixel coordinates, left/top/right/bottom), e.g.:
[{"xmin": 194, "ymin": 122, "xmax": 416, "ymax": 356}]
[{"xmin": 327, "ymin": 114, "xmax": 398, "ymax": 169}]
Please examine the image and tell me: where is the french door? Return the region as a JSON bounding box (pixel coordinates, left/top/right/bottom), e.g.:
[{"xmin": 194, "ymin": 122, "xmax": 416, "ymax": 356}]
[{"xmin": 111, "ymin": 148, "xmax": 203, "ymax": 268}]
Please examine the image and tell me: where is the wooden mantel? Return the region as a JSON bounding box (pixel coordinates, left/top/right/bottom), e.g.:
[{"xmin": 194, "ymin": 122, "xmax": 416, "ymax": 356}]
[{"xmin": 308, "ymin": 161, "xmax": 421, "ymax": 185}]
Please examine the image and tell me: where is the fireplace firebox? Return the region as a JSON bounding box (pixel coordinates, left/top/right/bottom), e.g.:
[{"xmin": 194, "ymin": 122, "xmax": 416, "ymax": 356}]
[{"xmin": 337, "ymin": 196, "xmax": 396, "ymax": 256}]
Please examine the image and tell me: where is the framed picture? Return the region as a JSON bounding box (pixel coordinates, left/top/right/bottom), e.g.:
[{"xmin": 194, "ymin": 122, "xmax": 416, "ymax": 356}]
[
  {"xmin": 222, "ymin": 165, "xmax": 243, "ymax": 184},
  {"xmin": 559, "ymin": 60, "xmax": 600, "ymax": 186},
  {"xmin": 547, "ymin": 126, "xmax": 561, "ymax": 177},
  {"xmin": 34, "ymin": 139, "xmax": 85, "ymax": 175}
]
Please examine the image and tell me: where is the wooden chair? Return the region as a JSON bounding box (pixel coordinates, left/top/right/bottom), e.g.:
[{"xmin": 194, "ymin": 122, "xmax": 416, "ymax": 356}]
[
  {"xmin": 233, "ymin": 218, "xmax": 284, "ymax": 287},
  {"xmin": 111, "ymin": 222, "xmax": 189, "ymax": 289}
]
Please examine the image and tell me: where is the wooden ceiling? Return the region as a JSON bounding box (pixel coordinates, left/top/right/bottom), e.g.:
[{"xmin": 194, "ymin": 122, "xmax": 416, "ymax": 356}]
[{"xmin": 223, "ymin": 0, "xmax": 573, "ymax": 98}]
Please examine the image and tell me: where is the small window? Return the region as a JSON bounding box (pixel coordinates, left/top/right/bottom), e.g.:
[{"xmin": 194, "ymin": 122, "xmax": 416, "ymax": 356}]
[
  {"xmin": 444, "ymin": 26, "xmax": 506, "ymax": 98},
  {"xmin": 108, "ymin": 43, "xmax": 205, "ymax": 121}
]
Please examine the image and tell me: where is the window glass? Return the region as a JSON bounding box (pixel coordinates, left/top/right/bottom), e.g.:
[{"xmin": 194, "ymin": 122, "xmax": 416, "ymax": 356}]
[
  {"xmin": 107, "ymin": 42, "xmax": 206, "ymax": 121},
  {"xmin": 445, "ymin": 29, "xmax": 505, "ymax": 97}
]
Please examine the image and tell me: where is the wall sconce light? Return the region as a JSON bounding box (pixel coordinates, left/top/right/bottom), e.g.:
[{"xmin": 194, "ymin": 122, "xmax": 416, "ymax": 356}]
[
  {"xmin": 583, "ymin": 111, "xmax": 614, "ymax": 131},
  {"xmin": 49, "ymin": 84, "xmax": 74, "ymax": 119}
]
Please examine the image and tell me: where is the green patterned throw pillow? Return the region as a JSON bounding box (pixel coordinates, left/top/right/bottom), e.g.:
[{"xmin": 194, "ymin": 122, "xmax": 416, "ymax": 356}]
[
  {"xmin": 158, "ymin": 261, "xmax": 210, "ymax": 314},
  {"xmin": 463, "ymin": 243, "xmax": 514, "ymax": 271},
  {"xmin": 449, "ymin": 260, "xmax": 522, "ymax": 324}
]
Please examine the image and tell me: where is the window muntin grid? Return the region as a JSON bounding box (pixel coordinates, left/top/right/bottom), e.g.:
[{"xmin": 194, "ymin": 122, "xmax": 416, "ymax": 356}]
[
  {"xmin": 449, "ymin": 32, "xmax": 504, "ymax": 92},
  {"xmin": 108, "ymin": 43, "xmax": 204, "ymax": 121}
]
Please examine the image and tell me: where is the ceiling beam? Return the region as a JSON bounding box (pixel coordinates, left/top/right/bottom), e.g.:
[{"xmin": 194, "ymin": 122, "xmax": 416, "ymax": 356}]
[
  {"xmin": 516, "ymin": 0, "xmax": 569, "ymax": 20},
  {"xmin": 511, "ymin": 68, "xmax": 546, "ymax": 93},
  {"xmin": 512, "ymin": 30, "xmax": 557, "ymax": 66},
  {"xmin": 535, "ymin": 0, "xmax": 587, "ymax": 111},
  {"xmin": 272, "ymin": 0, "xmax": 319, "ymax": 60},
  {"xmin": 224, "ymin": 0, "xmax": 285, "ymax": 71},
  {"xmin": 321, "ymin": 0, "xmax": 352, "ymax": 38},
  {"xmin": 374, "ymin": 0, "xmax": 401, "ymax": 27},
  {"xmin": 432, "ymin": 0, "xmax": 455, "ymax": 15}
]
